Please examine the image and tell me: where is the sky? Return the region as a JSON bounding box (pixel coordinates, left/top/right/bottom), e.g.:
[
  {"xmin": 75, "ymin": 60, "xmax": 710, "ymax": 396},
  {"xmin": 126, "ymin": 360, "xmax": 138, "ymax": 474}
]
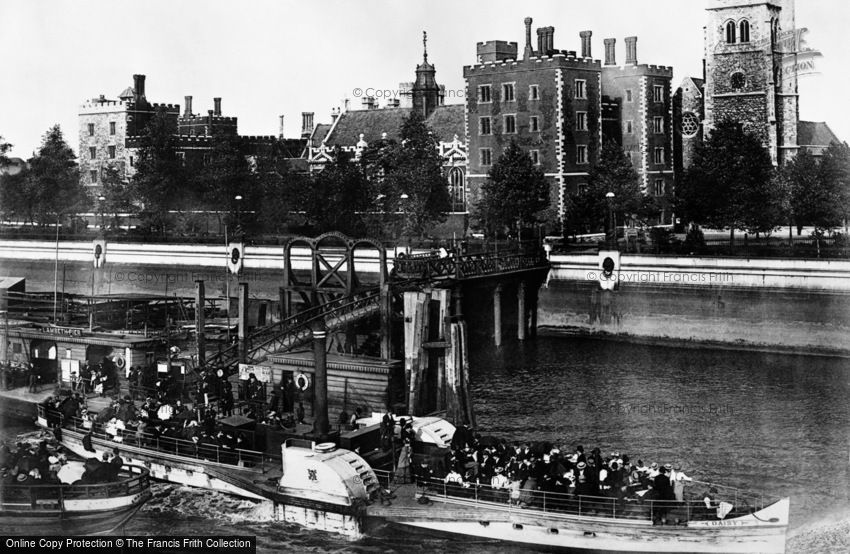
[{"xmin": 1, "ymin": 0, "xmax": 848, "ymax": 159}]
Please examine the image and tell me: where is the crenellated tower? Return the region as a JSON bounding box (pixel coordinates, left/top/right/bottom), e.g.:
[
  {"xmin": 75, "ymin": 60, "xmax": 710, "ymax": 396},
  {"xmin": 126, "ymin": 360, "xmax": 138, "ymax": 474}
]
[{"xmin": 703, "ymin": 0, "xmax": 799, "ymax": 165}]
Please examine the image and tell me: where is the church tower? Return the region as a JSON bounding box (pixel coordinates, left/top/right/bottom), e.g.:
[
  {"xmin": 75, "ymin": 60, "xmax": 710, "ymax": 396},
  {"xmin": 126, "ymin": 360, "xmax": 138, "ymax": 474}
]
[{"xmin": 703, "ymin": 0, "xmax": 799, "ymax": 165}]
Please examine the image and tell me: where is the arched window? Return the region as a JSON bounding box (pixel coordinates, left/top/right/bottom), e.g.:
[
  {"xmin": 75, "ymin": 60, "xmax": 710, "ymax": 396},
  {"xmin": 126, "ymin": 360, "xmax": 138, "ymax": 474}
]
[
  {"xmin": 448, "ymin": 167, "xmax": 466, "ymax": 212},
  {"xmin": 739, "ymin": 20, "xmax": 751, "ymax": 43},
  {"xmin": 726, "ymin": 21, "xmax": 737, "ymax": 44}
]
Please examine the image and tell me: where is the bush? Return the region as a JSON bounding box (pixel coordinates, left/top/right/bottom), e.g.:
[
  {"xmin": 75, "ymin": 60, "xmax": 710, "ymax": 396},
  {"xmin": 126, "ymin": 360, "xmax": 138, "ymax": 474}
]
[{"xmin": 683, "ymin": 226, "xmax": 706, "ymax": 254}]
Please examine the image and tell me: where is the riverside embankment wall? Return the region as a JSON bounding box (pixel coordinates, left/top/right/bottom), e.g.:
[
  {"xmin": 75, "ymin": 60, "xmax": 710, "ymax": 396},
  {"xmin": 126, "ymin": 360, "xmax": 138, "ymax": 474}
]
[
  {"xmin": 1, "ymin": 241, "xmax": 848, "ymax": 355},
  {"xmin": 540, "ymin": 253, "xmax": 850, "ymax": 357}
]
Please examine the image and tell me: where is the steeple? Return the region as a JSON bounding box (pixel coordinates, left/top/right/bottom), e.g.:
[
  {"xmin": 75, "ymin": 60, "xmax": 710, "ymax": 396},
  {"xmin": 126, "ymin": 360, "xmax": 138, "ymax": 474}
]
[
  {"xmin": 412, "ymin": 30, "xmax": 441, "ymax": 119},
  {"xmin": 423, "ymin": 30, "xmax": 429, "ymax": 64}
]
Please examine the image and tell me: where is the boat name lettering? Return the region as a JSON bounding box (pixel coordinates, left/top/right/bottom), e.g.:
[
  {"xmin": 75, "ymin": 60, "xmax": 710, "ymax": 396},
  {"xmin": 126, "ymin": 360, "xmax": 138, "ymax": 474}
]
[{"xmin": 696, "ymin": 519, "xmax": 747, "ymax": 527}]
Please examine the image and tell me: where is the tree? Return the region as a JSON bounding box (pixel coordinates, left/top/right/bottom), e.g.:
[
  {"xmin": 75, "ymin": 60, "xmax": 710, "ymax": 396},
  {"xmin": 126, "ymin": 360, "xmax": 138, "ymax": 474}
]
[
  {"xmin": 194, "ymin": 132, "xmax": 256, "ymax": 237},
  {"xmin": 100, "ymin": 164, "xmax": 137, "ymax": 230},
  {"xmin": 565, "ymin": 141, "xmax": 652, "ymax": 237},
  {"xmin": 255, "ymin": 143, "xmax": 307, "ymax": 235},
  {"xmin": 304, "ymin": 148, "xmax": 370, "ymax": 236},
  {"xmin": 677, "ymin": 121, "xmax": 779, "ymax": 245},
  {"xmin": 131, "ymin": 109, "xmax": 185, "ymax": 236},
  {"xmin": 777, "ymin": 150, "xmax": 826, "ymax": 237},
  {"xmin": 0, "ymin": 135, "xmax": 10, "ymax": 167},
  {"xmin": 363, "ymin": 111, "xmax": 451, "ymax": 240},
  {"xmin": 478, "ymin": 140, "xmax": 549, "ymax": 239},
  {"xmin": 26, "ymin": 125, "xmax": 86, "ymax": 226},
  {"xmin": 818, "ymin": 142, "xmax": 850, "ymax": 233}
]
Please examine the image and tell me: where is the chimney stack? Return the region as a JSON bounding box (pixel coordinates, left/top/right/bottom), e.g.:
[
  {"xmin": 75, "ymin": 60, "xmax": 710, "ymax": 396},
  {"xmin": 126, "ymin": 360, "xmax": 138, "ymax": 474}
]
[
  {"xmin": 184, "ymin": 95, "xmax": 193, "ymax": 117},
  {"xmin": 207, "ymin": 110, "xmax": 214, "ymax": 134},
  {"xmin": 625, "ymin": 36, "xmax": 638, "ymax": 65},
  {"xmin": 580, "ymin": 31, "xmax": 592, "ymax": 58},
  {"xmin": 524, "ymin": 17, "xmax": 533, "ymax": 59},
  {"xmin": 301, "ymin": 112, "xmax": 315, "ymax": 138},
  {"xmin": 213, "ymin": 97, "xmax": 222, "ymax": 116},
  {"xmin": 537, "ymin": 27, "xmax": 545, "ymax": 55},
  {"xmin": 278, "ymin": 115, "xmax": 285, "ymax": 139},
  {"xmin": 362, "ymin": 96, "xmax": 376, "ymax": 110},
  {"xmin": 132, "ymin": 74, "xmax": 146, "ymax": 102},
  {"xmin": 604, "ymin": 38, "xmax": 616, "ymax": 66},
  {"xmin": 546, "ymin": 26, "xmax": 555, "ymax": 54}
]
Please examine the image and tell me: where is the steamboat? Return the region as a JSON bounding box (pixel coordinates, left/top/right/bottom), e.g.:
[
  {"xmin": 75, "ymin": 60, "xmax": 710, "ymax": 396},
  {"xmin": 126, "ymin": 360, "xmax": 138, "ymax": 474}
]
[{"xmin": 0, "ymin": 460, "xmax": 151, "ymax": 536}]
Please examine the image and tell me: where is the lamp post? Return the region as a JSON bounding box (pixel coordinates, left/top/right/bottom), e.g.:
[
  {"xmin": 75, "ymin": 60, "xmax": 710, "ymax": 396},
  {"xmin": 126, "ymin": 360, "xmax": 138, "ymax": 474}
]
[
  {"xmin": 234, "ymin": 195, "xmax": 243, "ymax": 239},
  {"xmin": 399, "ymin": 193, "xmax": 409, "ymax": 250},
  {"xmin": 97, "ymin": 195, "xmax": 106, "ymax": 232},
  {"xmin": 605, "ymin": 192, "xmax": 615, "ymax": 249}
]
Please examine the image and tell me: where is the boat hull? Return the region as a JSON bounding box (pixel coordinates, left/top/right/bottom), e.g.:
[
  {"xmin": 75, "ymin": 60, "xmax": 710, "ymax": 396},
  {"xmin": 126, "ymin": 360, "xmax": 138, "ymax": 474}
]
[
  {"xmin": 54, "ymin": 427, "xmax": 268, "ymax": 500},
  {"xmin": 0, "ymin": 497, "xmax": 147, "ymax": 536},
  {"xmin": 368, "ymin": 491, "xmax": 788, "ymax": 553}
]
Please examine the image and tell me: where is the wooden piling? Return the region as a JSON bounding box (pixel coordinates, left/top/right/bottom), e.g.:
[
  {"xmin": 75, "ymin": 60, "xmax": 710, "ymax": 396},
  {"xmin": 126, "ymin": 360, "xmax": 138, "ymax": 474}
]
[
  {"xmin": 403, "ymin": 291, "xmax": 428, "ymax": 415},
  {"xmin": 493, "ymin": 284, "xmax": 503, "ymax": 347},
  {"xmin": 238, "ymin": 282, "xmax": 248, "ymax": 363},
  {"xmin": 432, "ymin": 289, "xmax": 450, "ymax": 411},
  {"xmin": 312, "ymin": 322, "xmax": 329, "ymax": 439},
  {"xmin": 518, "ymin": 280, "xmax": 527, "ymax": 341}
]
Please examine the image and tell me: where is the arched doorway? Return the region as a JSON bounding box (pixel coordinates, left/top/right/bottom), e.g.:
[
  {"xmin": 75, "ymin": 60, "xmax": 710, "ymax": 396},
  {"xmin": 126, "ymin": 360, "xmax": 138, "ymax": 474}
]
[{"xmin": 30, "ymin": 339, "xmax": 58, "ymax": 384}]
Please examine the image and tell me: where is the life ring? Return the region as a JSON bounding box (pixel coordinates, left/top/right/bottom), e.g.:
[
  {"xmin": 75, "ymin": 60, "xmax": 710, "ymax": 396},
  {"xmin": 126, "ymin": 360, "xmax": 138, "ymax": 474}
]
[
  {"xmin": 295, "ymin": 372, "xmax": 310, "ymax": 391},
  {"xmin": 114, "ymin": 356, "xmax": 126, "ymax": 369}
]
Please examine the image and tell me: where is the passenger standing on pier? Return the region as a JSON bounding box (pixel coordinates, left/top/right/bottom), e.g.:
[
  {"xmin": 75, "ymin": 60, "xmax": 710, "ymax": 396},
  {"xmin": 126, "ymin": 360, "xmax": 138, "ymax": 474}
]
[
  {"xmin": 395, "ymin": 441, "xmax": 412, "ymax": 484},
  {"xmin": 283, "ymin": 376, "xmax": 295, "ymax": 413},
  {"xmin": 28, "ymin": 364, "xmax": 38, "ymax": 393}
]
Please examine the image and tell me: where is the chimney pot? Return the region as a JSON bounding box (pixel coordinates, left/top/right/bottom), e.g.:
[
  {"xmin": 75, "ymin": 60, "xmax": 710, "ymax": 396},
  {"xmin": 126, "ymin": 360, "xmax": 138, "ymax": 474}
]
[
  {"xmin": 625, "ymin": 36, "xmax": 638, "ymax": 65},
  {"xmin": 184, "ymin": 95, "xmax": 193, "ymax": 117},
  {"xmin": 536, "ymin": 28, "xmax": 545, "ymax": 55},
  {"xmin": 580, "ymin": 30, "xmax": 592, "ymax": 58},
  {"xmin": 213, "ymin": 97, "xmax": 222, "ymax": 116},
  {"xmin": 301, "ymin": 111, "xmax": 315, "ymax": 138},
  {"xmin": 524, "ymin": 17, "xmax": 533, "ymax": 59},
  {"xmin": 604, "ymin": 38, "xmax": 616, "ymax": 66},
  {"xmin": 279, "ymin": 115, "xmax": 285, "ymax": 139},
  {"xmin": 132, "ymin": 74, "xmax": 146, "ymax": 102}
]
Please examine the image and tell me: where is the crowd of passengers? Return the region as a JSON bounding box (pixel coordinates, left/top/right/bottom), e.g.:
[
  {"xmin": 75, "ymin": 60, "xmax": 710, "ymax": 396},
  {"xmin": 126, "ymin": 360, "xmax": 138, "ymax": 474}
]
[
  {"xmin": 39, "ymin": 390, "xmax": 259, "ymax": 462},
  {"xmin": 403, "ymin": 426, "xmax": 729, "ymax": 523},
  {"xmin": 0, "ymin": 439, "xmax": 123, "ymax": 486}
]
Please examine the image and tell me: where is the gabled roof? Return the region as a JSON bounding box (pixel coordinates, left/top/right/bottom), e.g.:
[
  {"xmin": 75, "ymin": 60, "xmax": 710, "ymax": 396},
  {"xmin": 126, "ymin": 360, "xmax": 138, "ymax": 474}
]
[
  {"xmin": 311, "ymin": 123, "xmax": 333, "ymax": 145},
  {"xmin": 425, "ymin": 104, "xmax": 464, "ymax": 143},
  {"xmin": 118, "ymin": 86, "xmax": 134, "ymax": 99},
  {"xmin": 797, "ymin": 121, "xmax": 841, "ymax": 147},
  {"xmin": 678, "ymin": 76, "xmax": 704, "ymax": 97},
  {"xmin": 322, "ymin": 104, "xmax": 465, "ymax": 147},
  {"xmin": 324, "ymin": 107, "xmax": 413, "ymax": 146}
]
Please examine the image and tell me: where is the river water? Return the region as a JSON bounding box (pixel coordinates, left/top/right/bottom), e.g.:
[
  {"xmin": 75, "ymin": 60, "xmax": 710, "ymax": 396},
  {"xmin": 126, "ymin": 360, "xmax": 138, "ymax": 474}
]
[{"xmin": 5, "ymin": 336, "xmax": 850, "ymax": 552}]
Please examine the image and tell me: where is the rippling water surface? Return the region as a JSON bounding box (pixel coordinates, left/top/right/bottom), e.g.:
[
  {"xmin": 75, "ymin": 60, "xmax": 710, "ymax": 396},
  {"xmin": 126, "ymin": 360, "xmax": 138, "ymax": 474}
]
[{"xmin": 7, "ymin": 336, "xmax": 850, "ymax": 552}]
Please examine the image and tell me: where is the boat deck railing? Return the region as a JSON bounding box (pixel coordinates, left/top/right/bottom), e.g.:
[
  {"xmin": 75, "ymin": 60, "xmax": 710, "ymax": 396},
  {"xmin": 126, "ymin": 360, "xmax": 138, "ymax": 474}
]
[
  {"xmin": 0, "ymin": 464, "xmax": 150, "ymax": 511},
  {"xmin": 42, "ymin": 407, "xmax": 282, "ymax": 474},
  {"xmin": 403, "ymin": 477, "xmax": 774, "ymax": 524}
]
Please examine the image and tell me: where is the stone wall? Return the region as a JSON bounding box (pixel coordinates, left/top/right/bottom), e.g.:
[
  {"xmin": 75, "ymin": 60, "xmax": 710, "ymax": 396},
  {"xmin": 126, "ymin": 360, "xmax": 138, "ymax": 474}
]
[{"xmin": 539, "ymin": 252, "xmax": 850, "ymax": 356}]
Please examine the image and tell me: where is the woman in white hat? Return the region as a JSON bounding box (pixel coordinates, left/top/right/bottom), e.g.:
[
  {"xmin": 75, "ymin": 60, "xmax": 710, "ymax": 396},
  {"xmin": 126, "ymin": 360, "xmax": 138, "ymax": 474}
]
[{"xmin": 669, "ymin": 463, "xmax": 693, "ymax": 502}]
